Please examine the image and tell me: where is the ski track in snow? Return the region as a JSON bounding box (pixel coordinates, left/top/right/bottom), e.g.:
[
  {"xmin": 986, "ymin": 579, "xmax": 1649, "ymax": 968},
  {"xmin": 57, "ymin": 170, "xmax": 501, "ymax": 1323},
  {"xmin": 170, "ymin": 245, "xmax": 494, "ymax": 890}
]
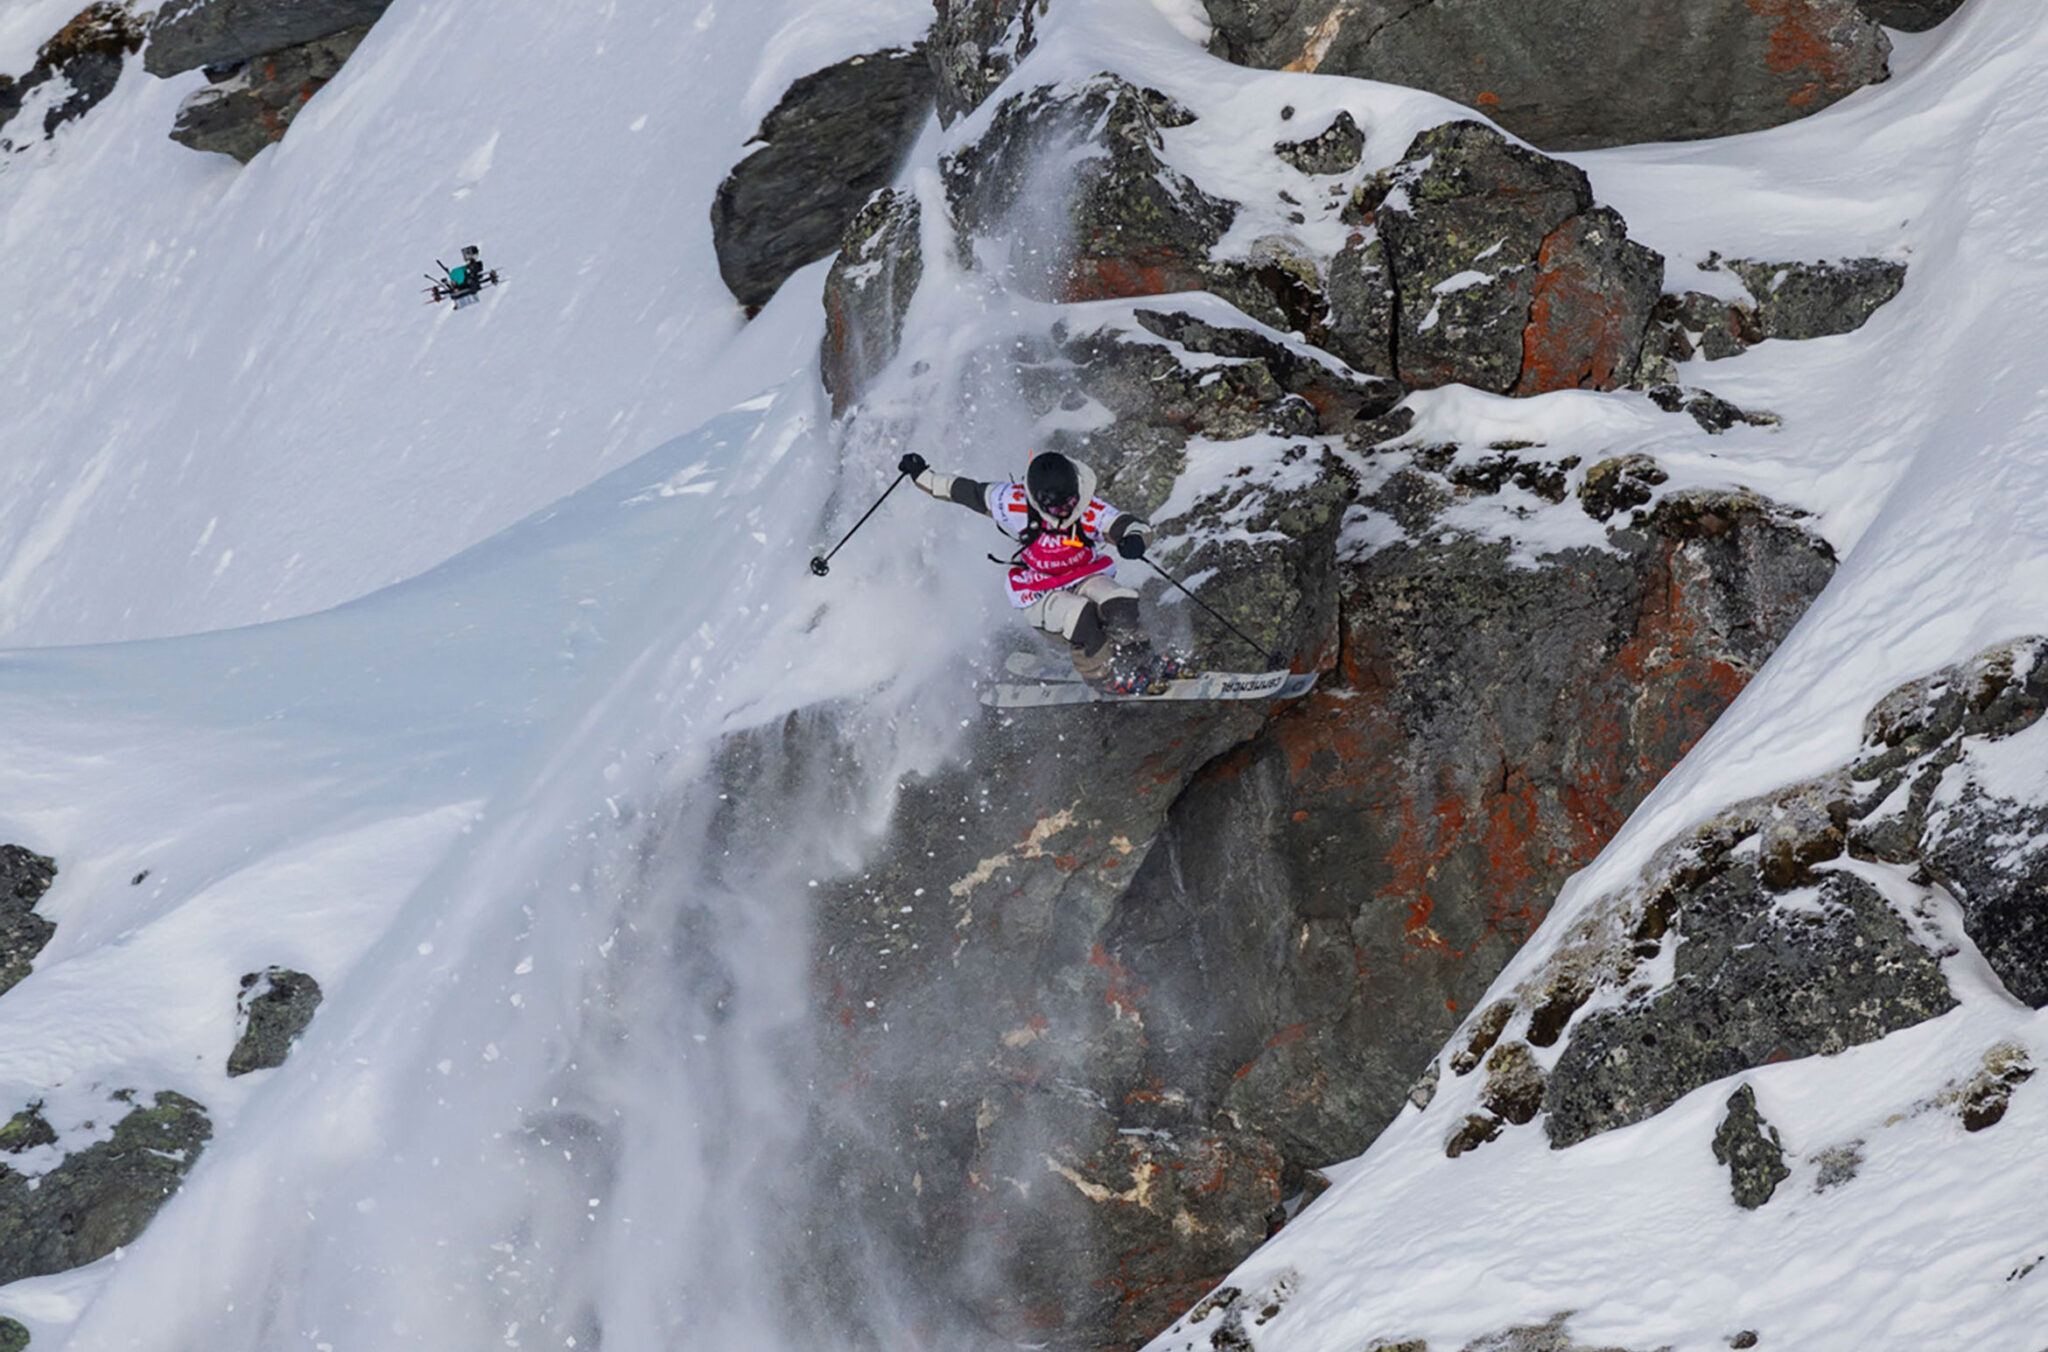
[{"xmin": 0, "ymin": 0, "xmax": 2043, "ymax": 1349}]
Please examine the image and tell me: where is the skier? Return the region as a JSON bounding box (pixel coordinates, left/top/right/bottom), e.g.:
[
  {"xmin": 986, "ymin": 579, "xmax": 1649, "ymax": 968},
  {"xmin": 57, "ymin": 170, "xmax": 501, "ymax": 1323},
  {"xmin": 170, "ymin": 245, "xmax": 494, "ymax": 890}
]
[{"xmin": 897, "ymin": 449, "xmax": 1184, "ymax": 695}]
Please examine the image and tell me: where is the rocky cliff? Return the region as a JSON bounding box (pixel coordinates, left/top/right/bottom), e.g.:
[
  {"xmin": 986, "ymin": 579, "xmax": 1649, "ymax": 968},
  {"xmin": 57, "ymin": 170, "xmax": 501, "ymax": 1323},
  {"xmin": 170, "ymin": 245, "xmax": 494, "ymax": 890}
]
[{"xmin": 726, "ymin": 5, "xmax": 1937, "ymax": 1341}]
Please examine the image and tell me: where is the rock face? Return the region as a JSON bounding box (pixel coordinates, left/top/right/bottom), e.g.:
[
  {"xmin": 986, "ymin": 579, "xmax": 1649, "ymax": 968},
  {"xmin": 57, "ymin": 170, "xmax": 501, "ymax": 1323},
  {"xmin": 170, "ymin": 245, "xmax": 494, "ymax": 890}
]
[
  {"xmin": 795, "ymin": 49, "xmax": 1893, "ymax": 1345},
  {"xmin": 711, "ymin": 48, "xmax": 936, "ymax": 313},
  {"xmin": 1423, "ymin": 638, "xmax": 2047, "ymax": 1165},
  {"xmin": 930, "ymin": 0, "xmax": 1045, "ymax": 125},
  {"xmin": 0, "ymin": 1092, "xmax": 211, "ymax": 1282},
  {"xmin": 0, "ymin": 847, "xmax": 58, "ymax": 999},
  {"xmin": 797, "ymin": 428, "xmax": 1833, "ymax": 1346},
  {"xmin": 143, "ymin": 0, "xmax": 392, "ymax": 77},
  {"xmin": 943, "ymin": 77, "xmax": 1231, "ymax": 304},
  {"xmin": 1366, "ymin": 122, "xmax": 1664, "ymax": 395},
  {"xmin": 1197, "ymin": 0, "xmax": 1894, "ymax": 150},
  {"xmin": 820, "ymin": 189, "xmax": 923, "ymax": 416},
  {"xmin": 1544, "ymin": 863, "xmax": 1954, "ymax": 1147},
  {"xmin": 0, "ymin": 3, "xmax": 147, "ymax": 146},
  {"xmin": 166, "ymin": 23, "xmax": 369, "ymax": 162},
  {"xmin": 226, "ymin": 967, "xmax": 324, "ymax": 1075}
]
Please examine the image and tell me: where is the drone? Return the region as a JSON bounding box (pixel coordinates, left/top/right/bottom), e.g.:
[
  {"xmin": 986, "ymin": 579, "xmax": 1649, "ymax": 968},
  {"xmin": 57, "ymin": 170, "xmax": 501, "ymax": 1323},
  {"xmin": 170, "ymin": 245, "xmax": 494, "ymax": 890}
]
[{"xmin": 425, "ymin": 244, "xmax": 502, "ymax": 309}]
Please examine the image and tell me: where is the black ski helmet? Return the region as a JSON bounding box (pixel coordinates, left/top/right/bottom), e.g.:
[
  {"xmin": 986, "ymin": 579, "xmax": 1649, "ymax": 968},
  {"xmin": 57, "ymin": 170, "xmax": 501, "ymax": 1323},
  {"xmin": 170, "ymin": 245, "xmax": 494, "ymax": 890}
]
[{"xmin": 1026, "ymin": 452, "xmax": 1082, "ymax": 520}]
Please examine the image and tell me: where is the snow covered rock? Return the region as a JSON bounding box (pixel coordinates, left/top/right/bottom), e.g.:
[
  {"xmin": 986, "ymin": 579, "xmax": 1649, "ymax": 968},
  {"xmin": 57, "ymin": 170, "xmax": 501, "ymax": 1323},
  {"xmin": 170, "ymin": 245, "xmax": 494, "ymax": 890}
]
[
  {"xmin": 1724, "ymin": 256, "xmax": 1910, "ymax": 341},
  {"xmin": 1197, "ymin": 0, "xmax": 1894, "ymax": 150},
  {"xmin": 0, "ymin": 847, "xmax": 56, "ymax": 999},
  {"xmin": 802, "ymin": 458, "xmax": 1834, "ymax": 1345},
  {"xmin": 1635, "ymin": 257, "xmax": 1906, "ymax": 381},
  {"xmin": 0, "ymin": 3, "xmax": 146, "ymax": 146},
  {"xmin": 166, "ymin": 22, "xmax": 369, "ymax": 162},
  {"xmin": 1422, "ymin": 638, "xmax": 2048, "ymax": 1166},
  {"xmin": 142, "ymin": 0, "xmax": 392, "ymax": 78},
  {"xmin": 943, "ymin": 75, "xmax": 1233, "ymax": 303},
  {"xmin": 930, "ymin": 0, "xmax": 1046, "ymax": 126},
  {"xmin": 821, "ymin": 187, "xmax": 923, "ymax": 415},
  {"xmin": 0, "ymin": 1091, "xmax": 210, "ymax": 1283},
  {"xmin": 1367, "ymin": 122, "xmax": 1664, "ymax": 395},
  {"xmin": 1273, "ymin": 109, "xmax": 1363, "ymax": 177},
  {"xmin": 226, "ymin": 967, "xmax": 324, "ymax": 1075},
  {"xmin": 711, "ymin": 47, "xmax": 936, "ymax": 313}
]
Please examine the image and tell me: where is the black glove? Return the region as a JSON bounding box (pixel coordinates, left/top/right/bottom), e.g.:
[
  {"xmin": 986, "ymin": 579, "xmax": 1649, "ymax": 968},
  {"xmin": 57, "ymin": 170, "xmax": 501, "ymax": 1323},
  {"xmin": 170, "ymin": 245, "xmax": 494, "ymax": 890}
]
[
  {"xmin": 898, "ymin": 452, "xmax": 928, "ymax": 477},
  {"xmin": 1117, "ymin": 532, "xmax": 1147, "ymax": 560}
]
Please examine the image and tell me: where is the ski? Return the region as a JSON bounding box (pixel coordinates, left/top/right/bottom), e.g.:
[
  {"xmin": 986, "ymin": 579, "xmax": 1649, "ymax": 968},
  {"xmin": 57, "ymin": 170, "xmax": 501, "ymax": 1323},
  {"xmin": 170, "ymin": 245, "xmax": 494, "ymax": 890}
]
[{"xmin": 981, "ymin": 669, "xmax": 1318, "ymax": 708}]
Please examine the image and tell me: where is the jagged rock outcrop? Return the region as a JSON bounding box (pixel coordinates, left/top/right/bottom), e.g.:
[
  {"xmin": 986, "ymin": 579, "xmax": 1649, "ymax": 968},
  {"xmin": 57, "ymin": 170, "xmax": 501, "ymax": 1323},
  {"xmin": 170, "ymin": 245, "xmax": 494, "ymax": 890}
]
[
  {"xmin": 0, "ymin": 1091, "xmax": 211, "ymax": 1282},
  {"xmin": 711, "ymin": 48, "xmax": 936, "ymax": 313},
  {"xmin": 1634, "ymin": 256, "xmax": 1906, "ymax": 383},
  {"xmin": 1420, "ymin": 637, "xmax": 2046, "ymax": 1164},
  {"xmin": 166, "ymin": 23, "xmax": 370, "ymax": 162},
  {"xmin": 0, "ymin": 3, "xmax": 146, "ymax": 147},
  {"xmin": 1358, "ymin": 121, "xmax": 1664, "ymax": 395},
  {"xmin": 820, "ymin": 189, "xmax": 923, "ymax": 416},
  {"xmin": 0, "ymin": 847, "xmax": 58, "ymax": 998},
  {"xmin": 796, "ymin": 421, "xmax": 1833, "ymax": 1346},
  {"xmin": 930, "ymin": 0, "xmax": 1046, "ymax": 126},
  {"xmin": 142, "ymin": 0, "xmax": 392, "ymax": 77},
  {"xmin": 1197, "ymin": 0, "xmax": 1895, "ymax": 150},
  {"xmin": 226, "ymin": 967, "xmax": 323, "ymax": 1075},
  {"xmin": 943, "ymin": 76, "xmax": 1230, "ymax": 303}
]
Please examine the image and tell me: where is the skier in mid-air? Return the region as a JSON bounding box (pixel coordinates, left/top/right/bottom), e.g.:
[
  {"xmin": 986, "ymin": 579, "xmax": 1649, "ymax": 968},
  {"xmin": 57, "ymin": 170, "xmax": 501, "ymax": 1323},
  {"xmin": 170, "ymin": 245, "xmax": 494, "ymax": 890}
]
[{"xmin": 897, "ymin": 449, "xmax": 1185, "ymax": 695}]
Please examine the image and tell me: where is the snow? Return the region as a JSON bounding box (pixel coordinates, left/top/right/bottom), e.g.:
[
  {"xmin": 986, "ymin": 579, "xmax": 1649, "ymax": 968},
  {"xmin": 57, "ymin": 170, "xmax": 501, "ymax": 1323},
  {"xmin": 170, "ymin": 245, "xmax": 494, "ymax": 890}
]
[{"xmin": 0, "ymin": 0, "xmax": 2042, "ymax": 1348}]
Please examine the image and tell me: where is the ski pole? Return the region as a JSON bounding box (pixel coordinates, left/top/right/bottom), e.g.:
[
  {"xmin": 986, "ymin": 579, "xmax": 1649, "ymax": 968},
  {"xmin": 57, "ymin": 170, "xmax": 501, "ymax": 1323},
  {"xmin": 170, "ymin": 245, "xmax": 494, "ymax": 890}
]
[
  {"xmin": 809, "ymin": 470, "xmax": 909, "ymax": 577},
  {"xmin": 1144, "ymin": 558, "xmax": 1280, "ymax": 668}
]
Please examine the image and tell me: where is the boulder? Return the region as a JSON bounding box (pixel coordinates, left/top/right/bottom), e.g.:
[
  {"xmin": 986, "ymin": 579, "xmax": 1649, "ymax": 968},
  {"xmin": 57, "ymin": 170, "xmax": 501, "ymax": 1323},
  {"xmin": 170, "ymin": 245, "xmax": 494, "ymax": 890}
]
[
  {"xmin": 943, "ymin": 76, "xmax": 1232, "ymax": 304},
  {"xmin": 820, "ymin": 188, "xmax": 922, "ymax": 416},
  {"xmin": 0, "ymin": 846, "xmax": 57, "ymax": 999},
  {"xmin": 143, "ymin": 0, "xmax": 392, "ymax": 77},
  {"xmin": 1516, "ymin": 207, "xmax": 1664, "ymax": 395},
  {"xmin": 1197, "ymin": 0, "xmax": 1893, "ymax": 151},
  {"xmin": 1376, "ymin": 121, "xmax": 1592, "ymax": 392},
  {"xmin": 930, "ymin": 0, "xmax": 1045, "ymax": 126},
  {"xmin": 166, "ymin": 23, "xmax": 369, "ymax": 162},
  {"xmin": 0, "ymin": 3, "xmax": 147, "ymax": 145},
  {"xmin": 226, "ymin": 967, "xmax": 324, "ymax": 1075},
  {"xmin": 1274, "ymin": 109, "xmax": 1363, "ymax": 176},
  {"xmin": 1363, "ymin": 121, "xmax": 1666, "ymax": 396},
  {"xmin": 0, "ymin": 1105, "xmax": 56, "ymax": 1154},
  {"xmin": 711, "ymin": 48, "xmax": 935, "ymax": 313},
  {"xmin": 1543, "ymin": 862, "xmax": 1955, "ymax": 1148},
  {"xmin": 0, "ymin": 1091, "xmax": 211, "ymax": 1282},
  {"xmin": 1726, "ymin": 257, "xmax": 1908, "ymax": 341},
  {"xmin": 1712, "ymin": 1084, "xmax": 1789, "ymax": 1210}
]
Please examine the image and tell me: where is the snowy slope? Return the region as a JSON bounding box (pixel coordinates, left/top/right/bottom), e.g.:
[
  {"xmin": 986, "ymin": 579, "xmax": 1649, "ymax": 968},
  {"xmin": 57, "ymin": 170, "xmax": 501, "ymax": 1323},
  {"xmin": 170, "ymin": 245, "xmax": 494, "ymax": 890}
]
[
  {"xmin": 0, "ymin": 0, "xmax": 2044, "ymax": 1349},
  {"xmin": 0, "ymin": 0, "xmax": 926, "ymax": 646},
  {"xmin": 1144, "ymin": 4, "xmax": 2048, "ymax": 1348}
]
